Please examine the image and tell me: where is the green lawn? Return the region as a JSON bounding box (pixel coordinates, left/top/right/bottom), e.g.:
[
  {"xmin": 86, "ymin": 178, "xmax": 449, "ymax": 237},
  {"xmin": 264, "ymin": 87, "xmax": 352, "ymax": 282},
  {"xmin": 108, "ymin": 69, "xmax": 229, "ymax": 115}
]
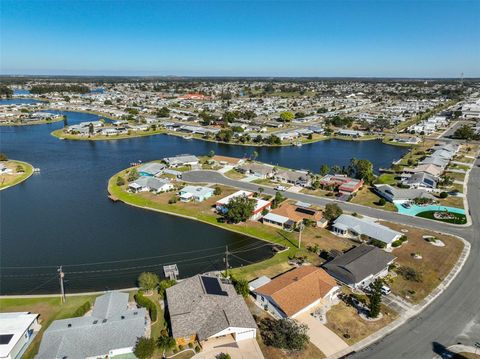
[
  {"xmin": 0, "ymin": 160, "xmax": 34, "ymax": 190},
  {"xmin": 376, "ymin": 173, "xmax": 398, "ymax": 185},
  {"xmin": 416, "ymin": 211, "xmax": 467, "ymax": 224}
]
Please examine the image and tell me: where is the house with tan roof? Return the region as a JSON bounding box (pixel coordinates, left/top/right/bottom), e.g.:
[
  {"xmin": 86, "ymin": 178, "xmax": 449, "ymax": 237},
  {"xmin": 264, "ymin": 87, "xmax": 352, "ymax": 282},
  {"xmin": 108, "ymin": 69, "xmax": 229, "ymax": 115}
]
[
  {"xmin": 209, "ymin": 155, "xmax": 245, "ymax": 166},
  {"xmin": 252, "ymin": 266, "xmax": 338, "ymax": 319},
  {"xmin": 262, "ymin": 201, "xmax": 326, "ymax": 230}
]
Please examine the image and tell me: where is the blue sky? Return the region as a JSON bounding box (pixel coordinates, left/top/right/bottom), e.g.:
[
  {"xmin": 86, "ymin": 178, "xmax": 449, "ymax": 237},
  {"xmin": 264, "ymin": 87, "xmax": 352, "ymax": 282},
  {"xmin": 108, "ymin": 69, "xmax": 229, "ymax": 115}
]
[{"xmin": 1, "ymin": 0, "xmax": 479, "ymax": 77}]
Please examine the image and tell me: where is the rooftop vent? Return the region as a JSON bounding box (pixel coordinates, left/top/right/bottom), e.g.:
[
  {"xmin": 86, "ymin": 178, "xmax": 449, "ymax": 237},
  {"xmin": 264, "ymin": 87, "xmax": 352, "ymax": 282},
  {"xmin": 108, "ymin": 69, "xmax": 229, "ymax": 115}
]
[
  {"xmin": 93, "ymin": 320, "xmax": 98, "ymax": 324},
  {"xmin": 67, "ymin": 324, "xmax": 72, "ymax": 328},
  {"xmin": 102, "ymin": 319, "xmax": 107, "ymax": 323},
  {"xmin": 121, "ymin": 315, "xmax": 125, "ymax": 319}
]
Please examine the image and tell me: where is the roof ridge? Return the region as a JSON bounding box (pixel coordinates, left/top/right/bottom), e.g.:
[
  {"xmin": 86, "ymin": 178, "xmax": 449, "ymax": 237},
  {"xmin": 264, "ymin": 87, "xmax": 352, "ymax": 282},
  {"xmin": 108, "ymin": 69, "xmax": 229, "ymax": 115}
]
[{"xmin": 269, "ymin": 267, "xmax": 319, "ymax": 295}]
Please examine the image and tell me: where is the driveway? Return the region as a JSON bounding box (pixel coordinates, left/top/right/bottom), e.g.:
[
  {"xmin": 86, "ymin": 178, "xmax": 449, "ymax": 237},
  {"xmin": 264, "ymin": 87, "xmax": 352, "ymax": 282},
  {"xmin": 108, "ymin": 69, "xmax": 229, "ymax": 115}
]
[
  {"xmin": 193, "ymin": 336, "xmax": 264, "ymax": 359},
  {"xmin": 296, "ymin": 310, "xmax": 349, "ymax": 357}
]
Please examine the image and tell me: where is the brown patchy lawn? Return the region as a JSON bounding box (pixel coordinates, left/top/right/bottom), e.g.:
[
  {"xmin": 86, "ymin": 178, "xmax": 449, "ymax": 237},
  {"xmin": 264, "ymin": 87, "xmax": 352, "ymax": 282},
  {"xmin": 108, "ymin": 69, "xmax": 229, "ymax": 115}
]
[
  {"xmin": 379, "ymin": 221, "xmax": 464, "ymax": 303},
  {"xmin": 350, "ymin": 187, "xmax": 397, "ymax": 212},
  {"xmin": 437, "ymin": 194, "xmax": 465, "ymax": 209},
  {"xmin": 224, "ymin": 169, "xmax": 247, "ymax": 180},
  {"xmin": 325, "ymin": 301, "xmax": 397, "ymax": 345}
]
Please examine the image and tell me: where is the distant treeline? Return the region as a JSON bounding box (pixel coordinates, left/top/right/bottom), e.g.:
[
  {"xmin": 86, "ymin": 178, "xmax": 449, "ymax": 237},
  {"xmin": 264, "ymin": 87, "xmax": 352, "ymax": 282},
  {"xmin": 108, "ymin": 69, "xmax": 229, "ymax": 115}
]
[
  {"xmin": 30, "ymin": 84, "xmax": 90, "ymax": 94},
  {"xmin": 0, "ymin": 85, "xmax": 13, "ymax": 98}
]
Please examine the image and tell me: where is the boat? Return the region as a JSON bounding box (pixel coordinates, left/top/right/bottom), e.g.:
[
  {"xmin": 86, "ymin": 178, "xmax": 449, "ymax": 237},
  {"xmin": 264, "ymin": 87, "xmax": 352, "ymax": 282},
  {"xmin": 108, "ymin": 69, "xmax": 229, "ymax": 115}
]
[
  {"xmin": 33, "ymin": 168, "xmax": 41, "ymax": 173},
  {"xmin": 294, "ymin": 142, "xmax": 302, "ymax": 147}
]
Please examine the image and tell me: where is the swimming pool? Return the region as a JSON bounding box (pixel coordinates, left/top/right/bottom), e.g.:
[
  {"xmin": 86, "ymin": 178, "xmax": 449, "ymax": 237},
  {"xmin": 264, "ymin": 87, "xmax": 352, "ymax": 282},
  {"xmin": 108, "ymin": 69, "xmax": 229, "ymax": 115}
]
[{"xmin": 394, "ymin": 201, "xmax": 466, "ymax": 216}]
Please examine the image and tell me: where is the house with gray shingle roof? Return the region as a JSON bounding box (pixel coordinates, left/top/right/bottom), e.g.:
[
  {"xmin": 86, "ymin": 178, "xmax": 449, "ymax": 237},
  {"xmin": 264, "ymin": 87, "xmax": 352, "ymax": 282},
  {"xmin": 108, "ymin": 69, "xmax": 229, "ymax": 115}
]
[
  {"xmin": 37, "ymin": 291, "xmax": 148, "ymax": 359},
  {"xmin": 323, "ymin": 244, "xmax": 396, "ymax": 289},
  {"xmin": 165, "ymin": 275, "xmax": 257, "ymax": 347}
]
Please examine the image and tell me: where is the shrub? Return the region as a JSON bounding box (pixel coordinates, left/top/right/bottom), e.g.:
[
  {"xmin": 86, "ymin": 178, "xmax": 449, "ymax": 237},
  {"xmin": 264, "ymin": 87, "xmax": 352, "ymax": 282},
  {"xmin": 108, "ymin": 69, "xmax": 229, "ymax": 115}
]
[
  {"xmin": 391, "ymin": 240, "xmax": 402, "ymax": 247},
  {"xmin": 378, "ymin": 198, "xmax": 386, "ymax": 206},
  {"xmin": 214, "ymin": 186, "xmax": 222, "ymax": 196},
  {"xmin": 116, "ymin": 176, "xmax": 125, "ymax": 186},
  {"xmin": 324, "ymin": 203, "xmax": 343, "ymax": 221},
  {"xmin": 178, "ymin": 345, "xmax": 184, "ymax": 350},
  {"xmin": 158, "ymin": 279, "xmax": 176, "ymax": 298},
  {"xmin": 397, "ymin": 266, "xmax": 423, "ymax": 282},
  {"xmin": 259, "ymin": 318, "xmax": 309, "ymax": 351},
  {"xmin": 439, "ymin": 192, "xmax": 448, "ymax": 199},
  {"xmin": 188, "ymin": 343, "xmax": 194, "ymax": 349},
  {"xmin": 168, "ymin": 196, "xmax": 177, "ymax": 204},
  {"xmin": 400, "ymin": 235, "xmax": 408, "ymax": 242},
  {"xmin": 195, "ymin": 345, "xmax": 201, "ymax": 353},
  {"xmin": 134, "ymin": 292, "xmax": 158, "ymax": 321},
  {"xmin": 0, "ymin": 153, "xmax": 8, "ymax": 161},
  {"xmin": 133, "ymin": 337, "xmax": 156, "ymax": 359},
  {"xmin": 138, "ymin": 272, "xmax": 159, "ymax": 291},
  {"xmin": 72, "ymin": 301, "xmax": 91, "ymax": 317},
  {"xmin": 370, "ymin": 239, "xmax": 387, "ymax": 249},
  {"xmin": 127, "ymin": 168, "xmax": 139, "ymax": 182}
]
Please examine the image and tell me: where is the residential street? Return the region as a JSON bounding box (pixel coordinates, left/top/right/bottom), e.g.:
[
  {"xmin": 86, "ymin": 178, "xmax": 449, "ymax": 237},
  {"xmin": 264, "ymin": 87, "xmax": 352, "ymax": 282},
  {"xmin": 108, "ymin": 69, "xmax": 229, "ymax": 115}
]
[{"xmin": 182, "ymin": 162, "xmax": 480, "ymax": 359}]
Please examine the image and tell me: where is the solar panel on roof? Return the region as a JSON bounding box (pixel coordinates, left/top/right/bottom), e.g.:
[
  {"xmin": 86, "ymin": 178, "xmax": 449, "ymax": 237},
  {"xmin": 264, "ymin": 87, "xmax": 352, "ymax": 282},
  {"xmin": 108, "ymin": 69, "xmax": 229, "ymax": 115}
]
[
  {"xmin": 0, "ymin": 334, "xmax": 13, "ymax": 345},
  {"xmin": 201, "ymin": 276, "xmax": 228, "ymax": 296},
  {"xmin": 295, "ymin": 207, "xmax": 316, "ymax": 216}
]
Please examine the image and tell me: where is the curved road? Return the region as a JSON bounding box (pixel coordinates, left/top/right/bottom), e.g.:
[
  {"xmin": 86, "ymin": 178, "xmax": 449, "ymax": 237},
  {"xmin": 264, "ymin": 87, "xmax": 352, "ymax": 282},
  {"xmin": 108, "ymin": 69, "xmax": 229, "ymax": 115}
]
[{"xmin": 183, "ymin": 163, "xmax": 480, "ymax": 359}]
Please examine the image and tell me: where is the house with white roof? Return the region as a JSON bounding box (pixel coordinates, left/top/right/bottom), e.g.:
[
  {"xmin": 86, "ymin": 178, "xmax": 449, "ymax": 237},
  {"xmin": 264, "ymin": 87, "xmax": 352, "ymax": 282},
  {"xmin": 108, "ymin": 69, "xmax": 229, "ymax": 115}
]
[
  {"xmin": 0, "ymin": 312, "xmax": 40, "ymax": 359},
  {"xmin": 332, "ymin": 214, "xmax": 402, "ymax": 249},
  {"xmin": 128, "ymin": 177, "xmax": 174, "ymax": 193},
  {"xmin": 178, "ymin": 185, "xmax": 214, "ymax": 202},
  {"xmin": 163, "ymin": 154, "xmax": 199, "ymax": 168}
]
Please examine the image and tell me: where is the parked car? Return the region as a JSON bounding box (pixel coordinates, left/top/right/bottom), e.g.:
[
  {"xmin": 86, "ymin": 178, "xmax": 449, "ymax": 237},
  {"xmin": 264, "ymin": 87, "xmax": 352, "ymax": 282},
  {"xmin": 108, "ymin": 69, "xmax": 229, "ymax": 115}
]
[
  {"xmin": 274, "ymin": 185, "xmax": 287, "ymax": 191},
  {"xmin": 381, "ymin": 285, "xmax": 391, "ymax": 295}
]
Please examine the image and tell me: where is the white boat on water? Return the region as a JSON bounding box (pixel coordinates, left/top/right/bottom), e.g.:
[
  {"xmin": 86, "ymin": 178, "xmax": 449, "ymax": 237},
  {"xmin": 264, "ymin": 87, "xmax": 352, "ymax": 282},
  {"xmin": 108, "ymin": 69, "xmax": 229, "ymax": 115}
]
[{"xmin": 33, "ymin": 168, "xmax": 41, "ymax": 173}]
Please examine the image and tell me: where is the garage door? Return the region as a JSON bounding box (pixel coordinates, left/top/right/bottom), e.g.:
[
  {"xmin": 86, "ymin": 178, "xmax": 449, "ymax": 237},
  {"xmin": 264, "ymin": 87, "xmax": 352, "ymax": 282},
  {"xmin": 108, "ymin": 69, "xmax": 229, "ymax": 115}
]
[{"xmin": 235, "ymin": 329, "xmax": 256, "ymax": 341}]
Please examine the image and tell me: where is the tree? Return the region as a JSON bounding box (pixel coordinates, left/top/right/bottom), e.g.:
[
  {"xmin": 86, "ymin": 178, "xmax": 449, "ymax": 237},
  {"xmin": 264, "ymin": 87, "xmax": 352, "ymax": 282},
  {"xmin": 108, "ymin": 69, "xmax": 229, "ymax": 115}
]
[
  {"xmin": 16, "ymin": 165, "xmax": 24, "ymax": 173},
  {"xmin": 63, "ymin": 114, "xmax": 68, "ymax": 127},
  {"xmin": 133, "ymin": 337, "xmax": 156, "ymax": 359},
  {"xmin": 158, "ymin": 279, "xmax": 176, "ymax": 298},
  {"xmin": 324, "ymin": 203, "xmax": 343, "ymax": 221},
  {"xmin": 138, "ymin": 272, "xmax": 160, "ymax": 292},
  {"xmin": 0, "ymin": 153, "xmax": 8, "ymax": 161},
  {"xmin": 439, "ymin": 191, "xmax": 448, "ymax": 199},
  {"xmin": 378, "ymin": 198, "xmax": 386, "ymax": 206},
  {"xmin": 271, "ymin": 191, "xmax": 285, "ymax": 209},
  {"xmin": 258, "ymin": 187, "xmax": 264, "ymax": 195},
  {"xmin": 453, "ymin": 124, "xmax": 479, "ymax": 140},
  {"xmin": 368, "ymin": 278, "xmax": 383, "ymax": 318},
  {"xmin": 320, "ymin": 164, "xmax": 330, "ymax": 176},
  {"xmin": 128, "ymin": 168, "xmax": 139, "ymax": 182},
  {"xmin": 214, "ymin": 186, "xmax": 222, "ymax": 196},
  {"xmin": 265, "ymin": 134, "xmax": 281, "ymax": 145},
  {"xmin": 259, "ymin": 318, "xmax": 309, "ymax": 351},
  {"xmin": 116, "ymin": 176, "xmax": 125, "ymax": 186},
  {"xmin": 279, "ymin": 111, "xmax": 294, "ymax": 122},
  {"xmin": 349, "ymin": 158, "xmax": 375, "ymax": 184},
  {"xmin": 104, "ymin": 99, "xmax": 113, "ymax": 105},
  {"xmin": 332, "ymin": 165, "xmax": 342, "ymax": 174},
  {"xmin": 88, "ymin": 122, "xmax": 94, "ymax": 135},
  {"xmin": 231, "ymin": 277, "xmax": 249, "ymax": 297},
  {"xmin": 208, "ymin": 150, "xmax": 215, "ymax": 158},
  {"xmin": 251, "ymin": 150, "xmax": 258, "ymax": 161},
  {"xmin": 157, "ymin": 334, "xmax": 176, "ymax": 352},
  {"xmin": 224, "ymin": 195, "xmax": 255, "ymax": 223},
  {"xmin": 156, "ymin": 106, "xmax": 170, "ymax": 118}
]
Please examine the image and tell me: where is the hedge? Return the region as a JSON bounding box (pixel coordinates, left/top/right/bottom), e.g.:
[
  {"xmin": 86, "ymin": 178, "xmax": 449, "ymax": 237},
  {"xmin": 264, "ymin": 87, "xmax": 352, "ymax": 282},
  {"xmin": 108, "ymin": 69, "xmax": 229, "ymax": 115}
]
[
  {"xmin": 72, "ymin": 301, "xmax": 91, "ymax": 317},
  {"xmin": 134, "ymin": 292, "xmax": 158, "ymax": 322}
]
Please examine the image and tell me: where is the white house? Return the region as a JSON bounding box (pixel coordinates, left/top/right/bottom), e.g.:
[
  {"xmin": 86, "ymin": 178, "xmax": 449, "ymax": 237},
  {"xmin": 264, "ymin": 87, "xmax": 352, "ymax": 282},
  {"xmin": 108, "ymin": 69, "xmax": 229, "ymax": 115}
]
[{"xmin": 0, "ymin": 312, "xmax": 41, "ymax": 359}]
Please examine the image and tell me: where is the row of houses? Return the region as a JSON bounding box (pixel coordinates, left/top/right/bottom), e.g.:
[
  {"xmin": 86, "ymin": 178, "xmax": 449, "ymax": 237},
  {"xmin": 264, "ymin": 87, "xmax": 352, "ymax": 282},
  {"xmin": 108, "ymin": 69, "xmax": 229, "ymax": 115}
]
[{"xmin": 408, "ymin": 114, "xmax": 449, "ymax": 135}]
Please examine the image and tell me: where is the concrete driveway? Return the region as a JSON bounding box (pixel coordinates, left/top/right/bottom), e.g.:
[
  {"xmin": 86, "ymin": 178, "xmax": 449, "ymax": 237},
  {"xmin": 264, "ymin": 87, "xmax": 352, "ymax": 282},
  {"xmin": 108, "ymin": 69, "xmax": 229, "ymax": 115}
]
[
  {"xmin": 193, "ymin": 336, "xmax": 264, "ymax": 359},
  {"xmin": 296, "ymin": 311, "xmax": 349, "ymax": 357}
]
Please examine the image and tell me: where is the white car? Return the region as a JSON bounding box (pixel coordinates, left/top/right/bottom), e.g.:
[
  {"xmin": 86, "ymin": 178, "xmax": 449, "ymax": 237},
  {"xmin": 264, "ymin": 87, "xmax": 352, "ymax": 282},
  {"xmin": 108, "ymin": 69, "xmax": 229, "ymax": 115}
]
[
  {"xmin": 274, "ymin": 185, "xmax": 287, "ymax": 191},
  {"xmin": 381, "ymin": 285, "xmax": 391, "ymax": 295}
]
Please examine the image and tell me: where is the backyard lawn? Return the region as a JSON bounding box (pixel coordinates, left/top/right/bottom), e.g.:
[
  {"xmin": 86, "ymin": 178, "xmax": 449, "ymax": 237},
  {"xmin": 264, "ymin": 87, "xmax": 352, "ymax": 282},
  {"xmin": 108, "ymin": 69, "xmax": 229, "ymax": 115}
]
[{"xmin": 350, "ymin": 187, "xmax": 397, "ymax": 212}]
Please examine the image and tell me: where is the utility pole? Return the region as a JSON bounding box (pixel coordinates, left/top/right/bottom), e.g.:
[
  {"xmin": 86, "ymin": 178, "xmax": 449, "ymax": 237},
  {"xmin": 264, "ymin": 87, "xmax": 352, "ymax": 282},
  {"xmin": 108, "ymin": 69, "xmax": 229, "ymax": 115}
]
[
  {"xmin": 58, "ymin": 266, "xmax": 66, "ymax": 304},
  {"xmin": 225, "ymin": 246, "xmax": 230, "ymax": 278}
]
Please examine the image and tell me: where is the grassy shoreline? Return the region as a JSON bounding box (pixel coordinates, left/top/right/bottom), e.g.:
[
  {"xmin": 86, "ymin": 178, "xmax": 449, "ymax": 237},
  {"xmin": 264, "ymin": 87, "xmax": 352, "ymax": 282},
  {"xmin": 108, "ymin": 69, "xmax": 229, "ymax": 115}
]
[
  {"xmin": 0, "ymin": 160, "xmax": 34, "ymax": 190},
  {"xmin": 0, "ymin": 116, "xmax": 64, "ymax": 127},
  {"xmin": 51, "ymin": 128, "xmax": 166, "ymax": 141}
]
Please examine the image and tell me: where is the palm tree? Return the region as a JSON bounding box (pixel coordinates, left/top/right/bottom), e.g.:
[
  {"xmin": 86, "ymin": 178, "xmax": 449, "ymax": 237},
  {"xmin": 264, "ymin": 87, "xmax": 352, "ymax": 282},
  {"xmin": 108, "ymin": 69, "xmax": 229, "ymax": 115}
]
[{"xmin": 157, "ymin": 335, "xmax": 176, "ymax": 353}]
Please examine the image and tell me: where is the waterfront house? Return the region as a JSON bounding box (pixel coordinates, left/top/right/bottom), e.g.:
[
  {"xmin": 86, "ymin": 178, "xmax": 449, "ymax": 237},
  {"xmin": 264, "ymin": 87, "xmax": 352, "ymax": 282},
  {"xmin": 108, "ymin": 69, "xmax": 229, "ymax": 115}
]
[
  {"xmin": 374, "ymin": 184, "xmax": 436, "ymax": 202},
  {"xmin": 128, "ymin": 177, "xmax": 174, "ymax": 193},
  {"xmin": 165, "ymin": 275, "xmax": 257, "ymax": 346},
  {"xmin": 337, "ymin": 129, "xmax": 365, "ymax": 137},
  {"xmin": 37, "ymin": 292, "xmax": 149, "ymax": 359},
  {"xmin": 263, "ymin": 201, "xmax": 325, "ymax": 229},
  {"xmin": 210, "ymin": 155, "xmax": 245, "ymax": 167},
  {"xmin": 331, "ymin": 214, "xmax": 402, "ymax": 249},
  {"xmin": 163, "ymin": 154, "xmax": 200, "ymax": 168},
  {"xmin": 0, "ymin": 163, "xmax": 13, "ymax": 174},
  {"xmin": 138, "ymin": 162, "xmax": 166, "ymax": 177},
  {"xmin": 323, "ymin": 244, "xmax": 396, "ymax": 289},
  {"xmin": 236, "ymin": 162, "xmax": 275, "ymax": 179},
  {"xmin": 215, "ymin": 190, "xmax": 271, "ymax": 220},
  {"xmin": 179, "ymin": 185, "xmax": 214, "ymax": 202},
  {"xmin": 0, "ymin": 312, "xmax": 41, "ymax": 359},
  {"xmin": 253, "ymin": 266, "xmax": 338, "ymax": 319}
]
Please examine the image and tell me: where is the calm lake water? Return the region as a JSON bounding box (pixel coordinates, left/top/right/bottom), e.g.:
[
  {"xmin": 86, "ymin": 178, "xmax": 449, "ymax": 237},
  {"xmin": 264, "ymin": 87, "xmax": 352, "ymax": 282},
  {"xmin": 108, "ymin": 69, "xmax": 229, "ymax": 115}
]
[
  {"xmin": 0, "ymin": 111, "xmax": 408, "ymax": 294},
  {"xmin": 0, "ymin": 98, "xmax": 45, "ymax": 105}
]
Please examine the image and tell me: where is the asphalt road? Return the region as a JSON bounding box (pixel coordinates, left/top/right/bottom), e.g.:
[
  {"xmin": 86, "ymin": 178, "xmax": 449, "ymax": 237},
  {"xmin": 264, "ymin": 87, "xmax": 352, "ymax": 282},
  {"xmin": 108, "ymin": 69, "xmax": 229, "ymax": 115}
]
[{"xmin": 182, "ymin": 164, "xmax": 480, "ymax": 359}]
